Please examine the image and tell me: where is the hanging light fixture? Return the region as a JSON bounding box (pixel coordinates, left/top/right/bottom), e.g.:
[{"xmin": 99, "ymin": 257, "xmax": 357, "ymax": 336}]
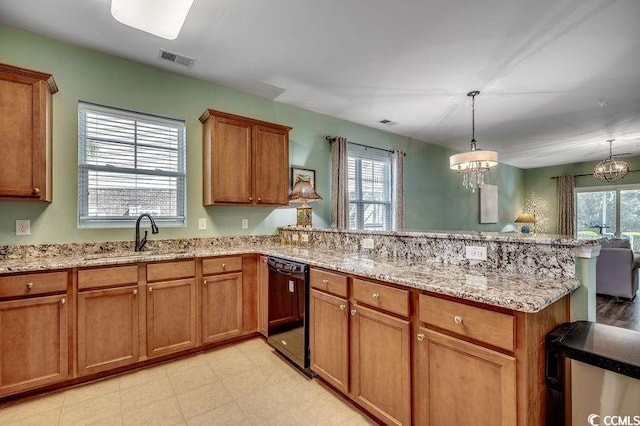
[
  {"xmin": 449, "ymin": 90, "xmax": 499, "ymax": 192},
  {"xmin": 593, "ymin": 139, "xmax": 629, "ymax": 182}
]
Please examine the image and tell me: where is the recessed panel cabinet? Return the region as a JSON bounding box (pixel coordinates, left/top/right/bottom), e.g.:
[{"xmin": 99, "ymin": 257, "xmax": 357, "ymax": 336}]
[
  {"xmin": 200, "ymin": 109, "xmax": 290, "ymax": 206},
  {"xmin": 0, "ymin": 63, "xmax": 58, "ymax": 201}
]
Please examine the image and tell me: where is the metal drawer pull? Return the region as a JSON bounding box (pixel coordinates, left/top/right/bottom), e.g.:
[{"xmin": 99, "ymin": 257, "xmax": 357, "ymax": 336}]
[
  {"xmin": 372, "ymin": 293, "xmax": 380, "ymax": 300},
  {"xmin": 60, "ymin": 298, "xmax": 66, "ymax": 305},
  {"xmin": 339, "ymin": 304, "xmax": 346, "ymax": 311},
  {"xmin": 454, "ymin": 315, "xmax": 463, "ymax": 324},
  {"xmin": 417, "ymin": 333, "xmax": 425, "ymax": 341},
  {"xmin": 148, "ymin": 287, "xmax": 153, "ymax": 292},
  {"xmin": 33, "ymin": 187, "xmax": 40, "ymax": 195},
  {"xmin": 322, "ymin": 279, "xmax": 328, "ymax": 284},
  {"xmin": 133, "ymin": 289, "xmax": 138, "ymax": 295},
  {"xmin": 221, "ymin": 263, "xmax": 226, "ymax": 269},
  {"xmin": 26, "ymin": 282, "xmax": 34, "ymax": 289},
  {"xmin": 203, "ymin": 280, "xmax": 208, "ymax": 285},
  {"xmin": 350, "ymin": 309, "xmax": 357, "ymax": 316}
]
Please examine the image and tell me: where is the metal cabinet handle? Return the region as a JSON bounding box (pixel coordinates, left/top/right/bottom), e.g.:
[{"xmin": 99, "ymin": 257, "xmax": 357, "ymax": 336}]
[
  {"xmin": 221, "ymin": 263, "xmax": 226, "ymax": 269},
  {"xmin": 60, "ymin": 297, "xmax": 66, "ymax": 305},
  {"xmin": 372, "ymin": 293, "xmax": 380, "ymax": 300},
  {"xmin": 350, "ymin": 309, "xmax": 357, "ymax": 316},
  {"xmin": 454, "ymin": 315, "xmax": 463, "ymax": 324},
  {"xmin": 322, "ymin": 279, "xmax": 328, "ymax": 284},
  {"xmin": 257, "ymin": 197, "xmax": 261, "ymax": 201},
  {"xmin": 417, "ymin": 333, "xmax": 425, "ymax": 341},
  {"xmin": 133, "ymin": 289, "xmax": 138, "ymax": 295},
  {"xmin": 148, "ymin": 287, "xmax": 153, "ymax": 293},
  {"xmin": 203, "ymin": 280, "xmax": 208, "ymax": 285},
  {"xmin": 249, "ymin": 197, "xmax": 253, "ymax": 201},
  {"xmin": 339, "ymin": 304, "xmax": 346, "ymax": 311},
  {"xmin": 26, "ymin": 282, "xmax": 34, "ymax": 289},
  {"xmin": 32, "ymin": 187, "xmax": 40, "ymax": 195}
]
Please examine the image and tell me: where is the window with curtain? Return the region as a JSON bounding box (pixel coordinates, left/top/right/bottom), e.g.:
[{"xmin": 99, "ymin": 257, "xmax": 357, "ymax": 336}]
[
  {"xmin": 78, "ymin": 102, "xmax": 186, "ymax": 228},
  {"xmin": 575, "ymin": 184, "xmax": 640, "ymax": 251},
  {"xmin": 347, "ymin": 143, "xmax": 393, "ymax": 231}
]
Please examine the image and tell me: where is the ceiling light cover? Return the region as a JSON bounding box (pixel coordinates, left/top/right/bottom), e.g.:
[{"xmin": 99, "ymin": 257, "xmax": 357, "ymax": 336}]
[
  {"xmin": 111, "ymin": 0, "xmax": 194, "ymax": 40},
  {"xmin": 449, "ymin": 91, "xmax": 498, "ymax": 192},
  {"xmin": 593, "ymin": 139, "xmax": 629, "ymax": 183}
]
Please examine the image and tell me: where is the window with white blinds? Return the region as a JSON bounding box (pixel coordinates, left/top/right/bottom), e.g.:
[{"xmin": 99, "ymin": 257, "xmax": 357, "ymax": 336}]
[
  {"xmin": 78, "ymin": 102, "xmax": 186, "ymax": 228},
  {"xmin": 347, "ymin": 143, "xmax": 393, "ymax": 231}
]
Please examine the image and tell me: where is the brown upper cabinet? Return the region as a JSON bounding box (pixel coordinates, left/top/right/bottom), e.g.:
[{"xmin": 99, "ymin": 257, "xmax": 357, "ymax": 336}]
[
  {"xmin": 0, "ymin": 63, "xmax": 58, "ymax": 201},
  {"xmin": 199, "ymin": 109, "xmax": 291, "ymax": 206}
]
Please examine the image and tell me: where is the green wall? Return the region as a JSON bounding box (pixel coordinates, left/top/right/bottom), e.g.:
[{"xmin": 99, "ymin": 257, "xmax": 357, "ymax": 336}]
[
  {"xmin": 524, "ymin": 156, "xmax": 640, "ymax": 234},
  {"xmin": 0, "ymin": 25, "xmax": 524, "ymax": 245}
]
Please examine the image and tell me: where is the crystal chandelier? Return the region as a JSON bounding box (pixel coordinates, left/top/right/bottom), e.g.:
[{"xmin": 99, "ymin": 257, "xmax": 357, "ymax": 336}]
[
  {"xmin": 593, "ymin": 139, "xmax": 629, "ymax": 183},
  {"xmin": 449, "ymin": 91, "xmax": 498, "ymax": 192}
]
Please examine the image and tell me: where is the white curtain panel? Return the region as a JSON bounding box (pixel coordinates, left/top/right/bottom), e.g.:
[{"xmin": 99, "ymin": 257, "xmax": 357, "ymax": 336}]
[{"xmin": 330, "ymin": 136, "xmax": 349, "ymax": 230}]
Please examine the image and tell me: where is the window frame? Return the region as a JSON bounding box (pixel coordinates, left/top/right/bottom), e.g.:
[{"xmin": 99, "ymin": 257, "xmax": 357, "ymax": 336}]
[
  {"xmin": 575, "ymin": 183, "xmax": 640, "ymax": 239},
  {"xmin": 77, "ymin": 101, "xmax": 187, "ymax": 228},
  {"xmin": 347, "ymin": 143, "xmax": 394, "ymax": 231}
]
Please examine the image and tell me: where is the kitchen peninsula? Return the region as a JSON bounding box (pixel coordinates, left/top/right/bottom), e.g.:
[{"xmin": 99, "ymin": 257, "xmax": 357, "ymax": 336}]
[{"xmin": 0, "ymin": 228, "xmax": 599, "ymax": 425}]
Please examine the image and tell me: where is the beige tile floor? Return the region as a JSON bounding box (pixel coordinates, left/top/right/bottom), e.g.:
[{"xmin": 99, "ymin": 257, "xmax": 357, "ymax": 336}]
[{"xmin": 0, "ymin": 338, "xmax": 375, "ymax": 426}]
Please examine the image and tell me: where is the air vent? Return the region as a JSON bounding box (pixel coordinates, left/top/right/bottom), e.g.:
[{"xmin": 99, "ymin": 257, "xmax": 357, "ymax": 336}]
[
  {"xmin": 158, "ymin": 49, "xmax": 195, "ymax": 67},
  {"xmin": 379, "ymin": 119, "xmax": 398, "ymax": 126}
]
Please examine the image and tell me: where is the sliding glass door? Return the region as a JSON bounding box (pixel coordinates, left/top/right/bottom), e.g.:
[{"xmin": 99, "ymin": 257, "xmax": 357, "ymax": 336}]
[{"xmin": 576, "ymin": 185, "xmax": 640, "ymax": 251}]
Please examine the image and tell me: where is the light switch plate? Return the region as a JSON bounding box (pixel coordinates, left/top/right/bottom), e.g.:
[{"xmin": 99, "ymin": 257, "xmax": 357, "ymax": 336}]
[
  {"xmin": 362, "ymin": 238, "xmax": 374, "ymax": 249},
  {"xmin": 198, "ymin": 218, "xmax": 207, "ymax": 230},
  {"xmin": 16, "ymin": 220, "xmax": 30, "ymax": 236},
  {"xmin": 241, "ymin": 219, "xmax": 248, "ymax": 229},
  {"xmin": 292, "ymin": 233, "xmax": 299, "ymax": 241},
  {"xmin": 300, "ymin": 233, "xmax": 309, "ymax": 242}
]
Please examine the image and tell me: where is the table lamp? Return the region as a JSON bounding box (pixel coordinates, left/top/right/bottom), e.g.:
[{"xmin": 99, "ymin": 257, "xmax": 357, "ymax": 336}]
[
  {"xmin": 289, "ymin": 176, "xmax": 322, "ymax": 227},
  {"xmin": 514, "ymin": 212, "xmax": 536, "ymax": 234}
]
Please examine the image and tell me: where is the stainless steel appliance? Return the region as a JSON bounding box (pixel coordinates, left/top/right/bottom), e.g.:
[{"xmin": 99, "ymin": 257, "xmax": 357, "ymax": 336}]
[{"xmin": 266, "ymin": 256, "xmax": 310, "ymax": 374}]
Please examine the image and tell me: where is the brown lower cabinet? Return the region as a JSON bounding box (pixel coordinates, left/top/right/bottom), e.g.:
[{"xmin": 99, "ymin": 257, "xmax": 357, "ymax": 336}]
[
  {"xmin": 0, "ymin": 294, "xmax": 68, "ymax": 396},
  {"xmin": 416, "ymin": 327, "xmax": 517, "ymax": 426},
  {"xmin": 201, "ymin": 272, "xmax": 243, "ymax": 344},
  {"xmin": 77, "ymin": 285, "xmax": 140, "ymax": 375}
]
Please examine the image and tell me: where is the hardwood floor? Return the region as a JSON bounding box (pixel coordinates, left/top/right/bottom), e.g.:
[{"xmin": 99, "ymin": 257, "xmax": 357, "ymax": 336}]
[{"xmin": 596, "ymin": 295, "xmax": 640, "ymax": 332}]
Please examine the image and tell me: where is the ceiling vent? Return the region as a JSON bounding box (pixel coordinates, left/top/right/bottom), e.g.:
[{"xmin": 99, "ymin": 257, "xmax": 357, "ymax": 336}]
[
  {"xmin": 379, "ymin": 119, "xmax": 398, "ymax": 126},
  {"xmin": 158, "ymin": 49, "xmax": 195, "ymax": 67}
]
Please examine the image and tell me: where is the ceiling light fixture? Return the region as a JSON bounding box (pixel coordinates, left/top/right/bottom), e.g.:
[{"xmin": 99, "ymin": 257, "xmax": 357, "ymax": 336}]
[
  {"xmin": 593, "ymin": 139, "xmax": 629, "ymax": 182},
  {"xmin": 111, "ymin": 0, "xmax": 194, "ymax": 40},
  {"xmin": 449, "ymin": 90, "xmax": 498, "ymax": 192}
]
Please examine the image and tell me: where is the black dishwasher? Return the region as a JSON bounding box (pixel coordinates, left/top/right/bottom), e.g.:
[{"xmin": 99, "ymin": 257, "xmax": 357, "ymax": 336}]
[{"xmin": 266, "ymin": 257, "xmax": 310, "ymax": 374}]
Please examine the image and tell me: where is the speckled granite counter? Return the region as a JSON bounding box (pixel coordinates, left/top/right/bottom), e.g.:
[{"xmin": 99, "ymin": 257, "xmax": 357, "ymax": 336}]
[{"xmin": 0, "ymin": 243, "xmax": 580, "ymax": 313}]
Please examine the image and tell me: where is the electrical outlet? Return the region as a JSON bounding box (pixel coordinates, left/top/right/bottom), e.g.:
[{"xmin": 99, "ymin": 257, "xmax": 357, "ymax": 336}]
[
  {"xmin": 465, "ymin": 246, "xmax": 487, "ymax": 261},
  {"xmin": 362, "ymin": 238, "xmax": 374, "ymax": 249},
  {"xmin": 291, "ymin": 233, "xmax": 299, "ymax": 242},
  {"xmin": 300, "ymin": 233, "xmax": 309, "ymax": 242},
  {"xmin": 198, "ymin": 218, "xmax": 207, "ymax": 230},
  {"xmin": 241, "ymin": 219, "xmax": 248, "ymax": 229},
  {"xmin": 16, "ymin": 220, "xmax": 30, "ymax": 236}
]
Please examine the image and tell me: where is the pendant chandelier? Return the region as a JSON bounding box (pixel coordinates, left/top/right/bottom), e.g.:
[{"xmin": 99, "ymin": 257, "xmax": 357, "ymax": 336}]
[
  {"xmin": 449, "ymin": 90, "xmax": 498, "ymax": 192},
  {"xmin": 593, "ymin": 139, "xmax": 629, "ymax": 183}
]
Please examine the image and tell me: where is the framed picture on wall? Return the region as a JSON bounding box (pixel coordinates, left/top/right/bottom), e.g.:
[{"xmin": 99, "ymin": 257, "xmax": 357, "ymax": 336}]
[
  {"xmin": 291, "ymin": 166, "xmax": 316, "ymax": 189},
  {"xmin": 479, "ymin": 184, "xmax": 498, "ymax": 224}
]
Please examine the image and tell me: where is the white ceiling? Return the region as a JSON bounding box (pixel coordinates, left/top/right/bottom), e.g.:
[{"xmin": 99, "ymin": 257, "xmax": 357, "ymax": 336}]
[{"xmin": 1, "ymin": 0, "xmax": 639, "ymax": 169}]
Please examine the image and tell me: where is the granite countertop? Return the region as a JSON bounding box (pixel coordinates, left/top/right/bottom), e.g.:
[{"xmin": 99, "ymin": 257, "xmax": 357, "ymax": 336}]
[{"xmin": 0, "ymin": 244, "xmax": 580, "ymax": 314}]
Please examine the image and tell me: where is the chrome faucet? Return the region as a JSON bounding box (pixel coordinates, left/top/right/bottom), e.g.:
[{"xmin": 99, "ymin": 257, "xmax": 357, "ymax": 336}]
[{"xmin": 135, "ymin": 214, "xmax": 159, "ymax": 252}]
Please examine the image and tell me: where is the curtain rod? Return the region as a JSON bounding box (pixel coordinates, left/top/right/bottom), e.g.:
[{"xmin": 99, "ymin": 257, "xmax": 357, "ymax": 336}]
[
  {"xmin": 325, "ymin": 136, "xmax": 404, "ymax": 156},
  {"xmin": 550, "ymin": 170, "xmax": 640, "ymax": 179}
]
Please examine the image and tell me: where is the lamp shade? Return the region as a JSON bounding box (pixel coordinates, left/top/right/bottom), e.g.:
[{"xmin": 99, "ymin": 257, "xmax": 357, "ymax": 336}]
[
  {"xmin": 514, "ymin": 213, "xmax": 536, "ymax": 224},
  {"xmin": 289, "ymin": 177, "xmax": 322, "ymax": 203}
]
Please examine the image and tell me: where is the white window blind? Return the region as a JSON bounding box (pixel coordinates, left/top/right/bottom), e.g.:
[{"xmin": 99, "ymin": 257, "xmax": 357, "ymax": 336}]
[
  {"xmin": 347, "ymin": 143, "xmax": 393, "ymax": 231},
  {"xmin": 78, "ymin": 102, "xmax": 186, "ymax": 228}
]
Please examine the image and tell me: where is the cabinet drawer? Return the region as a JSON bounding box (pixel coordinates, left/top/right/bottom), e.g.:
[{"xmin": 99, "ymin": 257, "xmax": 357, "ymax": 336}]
[
  {"xmin": 202, "ymin": 256, "xmax": 242, "ymax": 275},
  {"xmin": 310, "ymin": 268, "xmax": 348, "ymax": 297},
  {"xmin": 0, "ymin": 271, "xmax": 68, "ymax": 298},
  {"xmin": 352, "ymin": 278, "xmax": 409, "ymax": 318},
  {"xmin": 78, "ymin": 265, "xmax": 139, "ymax": 290},
  {"xmin": 419, "ymin": 294, "xmax": 515, "ymax": 352},
  {"xmin": 147, "ymin": 259, "xmax": 195, "ymax": 282}
]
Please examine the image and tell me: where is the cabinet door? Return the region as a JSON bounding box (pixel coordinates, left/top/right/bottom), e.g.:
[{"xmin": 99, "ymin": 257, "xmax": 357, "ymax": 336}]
[
  {"xmin": 0, "ymin": 294, "xmax": 68, "ymax": 396},
  {"xmin": 77, "ymin": 286, "xmax": 139, "ymax": 375},
  {"xmin": 258, "ymin": 256, "xmax": 269, "ymax": 336},
  {"xmin": 0, "ymin": 77, "xmax": 49, "ymax": 200},
  {"xmin": 147, "ymin": 278, "xmax": 197, "ymax": 358},
  {"xmin": 417, "ymin": 327, "xmax": 516, "ymax": 426},
  {"xmin": 310, "ymin": 289, "xmax": 349, "ymax": 394},
  {"xmin": 253, "ymin": 124, "xmax": 289, "ymax": 205},
  {"xmin": 202, "ymin": 272, "xmax": 243, "ymax": 344},
  {"xmin": 208, "ymin": 116, "xmax": 252, "ymax": 204},
  {"xmin": 350, "ymin": 304, "xmax": 411, "ymax": 425}
]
